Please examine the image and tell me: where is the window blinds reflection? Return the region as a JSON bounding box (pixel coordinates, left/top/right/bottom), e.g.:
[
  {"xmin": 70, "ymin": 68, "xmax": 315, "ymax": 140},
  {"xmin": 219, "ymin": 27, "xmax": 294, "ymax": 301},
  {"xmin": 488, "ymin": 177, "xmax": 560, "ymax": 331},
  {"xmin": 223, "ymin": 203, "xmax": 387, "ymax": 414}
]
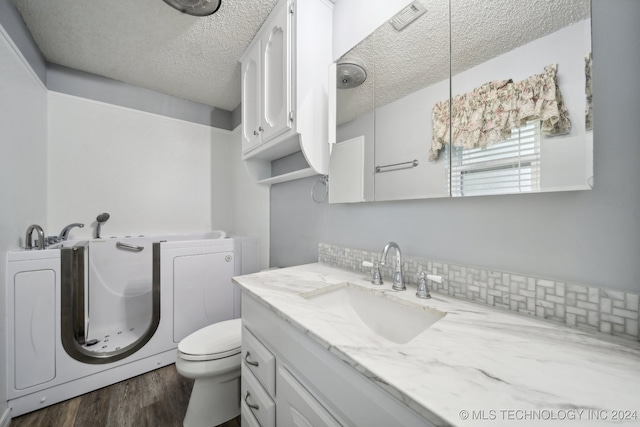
[{"xmin": 449, "ymin": 121, "xmax": 541, "ymax": 197}]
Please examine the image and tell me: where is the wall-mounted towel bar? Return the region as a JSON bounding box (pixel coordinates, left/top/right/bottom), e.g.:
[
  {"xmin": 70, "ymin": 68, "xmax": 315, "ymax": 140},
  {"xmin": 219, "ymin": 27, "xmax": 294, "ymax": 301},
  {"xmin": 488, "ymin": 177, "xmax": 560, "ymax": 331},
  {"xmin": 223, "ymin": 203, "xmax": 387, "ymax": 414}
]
[{"xmin": 375, "ymin": 159, "xmax": 419, "ymax": 173}]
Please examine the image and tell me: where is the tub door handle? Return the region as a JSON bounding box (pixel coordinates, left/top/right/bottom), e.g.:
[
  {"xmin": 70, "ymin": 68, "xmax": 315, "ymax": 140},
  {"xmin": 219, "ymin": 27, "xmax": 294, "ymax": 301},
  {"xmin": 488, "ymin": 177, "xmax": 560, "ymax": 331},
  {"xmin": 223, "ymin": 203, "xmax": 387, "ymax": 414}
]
[
  {"xmin": 116, "ymin": 242, "xmax": 144, "ymax": 252},
  {"xmin": 244, "ymin": 391, "xmax": 259, "ymax": 411},
  {"xmin": 244, "ymin": 351, "xmax": 259, "ymax": 367}
]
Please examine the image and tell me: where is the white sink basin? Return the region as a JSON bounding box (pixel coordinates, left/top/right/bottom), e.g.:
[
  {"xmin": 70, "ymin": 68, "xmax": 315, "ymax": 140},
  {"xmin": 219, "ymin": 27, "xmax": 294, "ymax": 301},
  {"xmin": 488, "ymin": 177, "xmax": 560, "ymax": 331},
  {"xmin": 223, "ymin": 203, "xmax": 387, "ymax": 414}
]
[{"xmin": 302, "ymin": 283, "xmax": 445, "ymax": 344}]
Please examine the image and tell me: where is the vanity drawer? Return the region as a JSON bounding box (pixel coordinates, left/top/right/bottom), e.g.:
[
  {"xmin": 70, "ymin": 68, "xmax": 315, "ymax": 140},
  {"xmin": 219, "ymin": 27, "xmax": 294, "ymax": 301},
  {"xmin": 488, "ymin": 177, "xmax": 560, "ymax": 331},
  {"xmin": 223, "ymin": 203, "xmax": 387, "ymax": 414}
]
[
  {"xmin": 241, "ymin": 367, "xmax": 275, "ymax": 427},
  {"xmin": 241, "ymin": 400, "xmax": 262, "ymax": 427},
  {"xmin": 242, "ymin": 326, "xmax": 276, "ymax": 395}
]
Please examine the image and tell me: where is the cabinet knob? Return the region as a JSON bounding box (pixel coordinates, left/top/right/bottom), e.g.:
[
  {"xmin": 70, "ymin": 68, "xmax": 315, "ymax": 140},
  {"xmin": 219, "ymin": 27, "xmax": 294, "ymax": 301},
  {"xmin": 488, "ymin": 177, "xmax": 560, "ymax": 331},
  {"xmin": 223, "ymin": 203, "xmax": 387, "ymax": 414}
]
[
  {"xmin": 253, "ymin": 130, "xmax": 259, "ymax": 136},
  {"xmin": 259, "ymin": 127, "xmax": 264, "ymax": 132}
]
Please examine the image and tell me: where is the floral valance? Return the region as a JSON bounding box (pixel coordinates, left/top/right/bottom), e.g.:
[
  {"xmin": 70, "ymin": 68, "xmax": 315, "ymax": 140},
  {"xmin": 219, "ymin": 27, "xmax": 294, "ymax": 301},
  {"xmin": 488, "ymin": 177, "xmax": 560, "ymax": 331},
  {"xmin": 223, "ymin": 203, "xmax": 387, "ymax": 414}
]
[
  {"xmin": 429, "ymin": 64, "xmax": 572, "ymax": 161},
  {"xmin": 585, "ymin": 52, "xmax": 593, "ymax": 130}
]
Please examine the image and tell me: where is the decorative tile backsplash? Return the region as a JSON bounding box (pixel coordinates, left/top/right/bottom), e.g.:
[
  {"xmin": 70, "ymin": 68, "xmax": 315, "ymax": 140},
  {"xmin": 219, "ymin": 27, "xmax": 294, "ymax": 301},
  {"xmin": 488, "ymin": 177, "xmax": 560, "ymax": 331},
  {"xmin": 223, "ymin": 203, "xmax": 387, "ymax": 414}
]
[{"xmin": 318, "ymin": 243, "xmax": 640, "ymax": 343}]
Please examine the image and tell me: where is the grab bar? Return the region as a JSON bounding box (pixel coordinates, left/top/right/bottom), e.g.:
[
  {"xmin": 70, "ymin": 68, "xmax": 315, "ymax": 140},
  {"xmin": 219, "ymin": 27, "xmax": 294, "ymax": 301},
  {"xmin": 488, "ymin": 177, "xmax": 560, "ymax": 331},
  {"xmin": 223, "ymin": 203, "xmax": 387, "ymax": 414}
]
[
  {"xmin": 375, "ymin": 159, "xmax": 419, "ymax": 173},
  {"xmin": 116, "ymin": 242, "xmax": 144, "ymax": 252}
]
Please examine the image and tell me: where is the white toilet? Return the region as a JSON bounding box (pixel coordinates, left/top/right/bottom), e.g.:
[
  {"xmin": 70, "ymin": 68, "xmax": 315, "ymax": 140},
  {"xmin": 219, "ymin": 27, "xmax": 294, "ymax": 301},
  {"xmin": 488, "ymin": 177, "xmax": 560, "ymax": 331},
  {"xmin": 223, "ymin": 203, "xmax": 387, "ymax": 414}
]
[{"xmin": 176, "ymin": 318, "xmax": 242, "ymax": 427}]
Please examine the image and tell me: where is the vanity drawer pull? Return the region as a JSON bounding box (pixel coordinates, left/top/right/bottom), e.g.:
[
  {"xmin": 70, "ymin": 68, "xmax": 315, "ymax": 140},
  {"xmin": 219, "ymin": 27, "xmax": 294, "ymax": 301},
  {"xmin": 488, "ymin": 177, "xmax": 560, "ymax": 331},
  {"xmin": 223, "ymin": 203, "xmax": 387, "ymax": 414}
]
[
  {"xmin": 241, "ymin": 371, "xmax": 275, "ymax": 427},
  {"xmin": 245, "ymin": 391, "xmax": 259, "ymax": 411},
  {"xmin": 245, "ymin": 351, "xmax": 259, "ymax": 367},
  {"xmin": 242, "ymin": 326, "xmax": 276, "ymax": 395}
]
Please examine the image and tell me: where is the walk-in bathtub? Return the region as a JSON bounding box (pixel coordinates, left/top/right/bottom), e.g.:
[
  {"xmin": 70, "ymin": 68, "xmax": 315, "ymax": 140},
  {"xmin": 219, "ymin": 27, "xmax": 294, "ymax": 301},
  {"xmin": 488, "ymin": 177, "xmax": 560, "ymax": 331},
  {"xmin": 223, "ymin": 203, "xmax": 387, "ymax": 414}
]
[{"xmin": 5, "ymin": 232, "xmax": 257, "ymax": 417}]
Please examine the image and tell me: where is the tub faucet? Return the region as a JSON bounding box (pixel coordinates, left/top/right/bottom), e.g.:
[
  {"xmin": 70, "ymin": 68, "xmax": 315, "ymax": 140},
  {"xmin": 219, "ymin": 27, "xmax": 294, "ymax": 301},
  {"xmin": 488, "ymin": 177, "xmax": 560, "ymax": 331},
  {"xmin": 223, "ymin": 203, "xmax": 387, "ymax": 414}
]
[
  {"xmin": 59, "ymin": 223, "xmax": 84, "ymax": 241},
  {"xmin": 25, "ymin": 224, "xmax": 45, "ymax": 250},
  {"xmin": 379, "ymin": 242, "xmax": 405, "ymax": 291}
]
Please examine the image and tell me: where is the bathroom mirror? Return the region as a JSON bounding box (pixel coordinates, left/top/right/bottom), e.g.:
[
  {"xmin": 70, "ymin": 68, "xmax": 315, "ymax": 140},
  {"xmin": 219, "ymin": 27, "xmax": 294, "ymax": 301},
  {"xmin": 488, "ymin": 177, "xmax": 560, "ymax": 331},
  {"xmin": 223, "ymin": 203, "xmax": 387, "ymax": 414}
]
[
  {"xmin": 372, "ymin": 0, "xmax": 450, "ymax": 201},
  {"xmin": 333, "ymin": 0, "xmax": 592, "ymax": 202},
  {"xmin": 448, "ymin": 0, "xmax": 592, "ymax": 197},
  {"xmin": 335, "ymin": 32, "xmax": 376, "ymax": 202}
]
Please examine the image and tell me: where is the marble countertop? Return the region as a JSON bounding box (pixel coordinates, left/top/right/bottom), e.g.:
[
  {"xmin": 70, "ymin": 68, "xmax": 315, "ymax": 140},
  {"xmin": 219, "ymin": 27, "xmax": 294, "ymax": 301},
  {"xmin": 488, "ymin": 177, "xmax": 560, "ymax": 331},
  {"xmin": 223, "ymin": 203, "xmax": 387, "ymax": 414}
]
[{"xmin": 233, "ymin": 263, "xmax": 640, "ymax": 426}]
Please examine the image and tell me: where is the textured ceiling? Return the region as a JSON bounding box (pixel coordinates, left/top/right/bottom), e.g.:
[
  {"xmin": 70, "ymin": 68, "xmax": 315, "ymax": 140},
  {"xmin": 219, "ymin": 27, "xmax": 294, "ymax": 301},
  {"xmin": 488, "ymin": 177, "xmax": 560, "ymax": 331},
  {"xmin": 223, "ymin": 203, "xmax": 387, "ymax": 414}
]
[
  {"xmin": 12, "ymin": 0, "xmax": 588, "ymax": 117},
  {"xmin": 12, "ymin": 0, "xmax": 281, "ymax": 111},
  {"xmin": 337, "ymin": 0, "xmax": 591, "ymax": 125}
]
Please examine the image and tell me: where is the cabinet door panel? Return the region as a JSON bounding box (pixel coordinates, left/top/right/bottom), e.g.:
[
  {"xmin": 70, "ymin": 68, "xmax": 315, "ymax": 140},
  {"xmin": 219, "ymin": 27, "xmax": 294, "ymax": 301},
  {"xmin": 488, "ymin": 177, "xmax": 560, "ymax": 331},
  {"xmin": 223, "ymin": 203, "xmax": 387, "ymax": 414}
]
[
  {"xmin": 276, "ymin": 366, "xmax": 341, "ymax": 427},
  {"xmin": 261, "ymin": 0, "xmax": 291, "ymax": 142},
  {"xmin": 14, "ymin": 270, "xmax": 56, "ymax": 389},
  {"xmin": 173, "ymin": 251, "xmax": 235, "ymax": 342},
  {"xmin": 242, "ymin": 43, "xmax": 262, "ymax": 154}
]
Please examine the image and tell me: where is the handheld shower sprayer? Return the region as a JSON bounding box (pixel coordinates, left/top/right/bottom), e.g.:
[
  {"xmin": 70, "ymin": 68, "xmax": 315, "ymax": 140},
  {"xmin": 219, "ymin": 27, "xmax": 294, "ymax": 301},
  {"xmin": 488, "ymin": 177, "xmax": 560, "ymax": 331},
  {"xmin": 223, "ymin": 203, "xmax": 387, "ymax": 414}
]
[{"xmin": 95, "ymin": 213, "xmax": 110, "ymax": 239}]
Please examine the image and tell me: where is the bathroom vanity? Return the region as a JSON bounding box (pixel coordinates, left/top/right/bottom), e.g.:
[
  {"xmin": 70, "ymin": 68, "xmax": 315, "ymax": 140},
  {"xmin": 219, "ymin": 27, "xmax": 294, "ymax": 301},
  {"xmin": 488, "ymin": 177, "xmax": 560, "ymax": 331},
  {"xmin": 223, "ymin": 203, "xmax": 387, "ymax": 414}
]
[
  {"xmin": 233, "ymin": 264, "xmax": 640, "ymax": 427},
  {"xmin": 240, "ymin": 293, "xmax": 428, "ymax": 426}
]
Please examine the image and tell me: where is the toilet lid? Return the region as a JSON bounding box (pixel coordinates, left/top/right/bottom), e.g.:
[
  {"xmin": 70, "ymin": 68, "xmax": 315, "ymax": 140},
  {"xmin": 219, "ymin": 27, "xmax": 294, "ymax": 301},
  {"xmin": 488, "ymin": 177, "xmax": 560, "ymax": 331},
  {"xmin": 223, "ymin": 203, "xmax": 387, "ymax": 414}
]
[{"xmin": 178, "ymin": 318, "xmax": 241, "ymax": 361}]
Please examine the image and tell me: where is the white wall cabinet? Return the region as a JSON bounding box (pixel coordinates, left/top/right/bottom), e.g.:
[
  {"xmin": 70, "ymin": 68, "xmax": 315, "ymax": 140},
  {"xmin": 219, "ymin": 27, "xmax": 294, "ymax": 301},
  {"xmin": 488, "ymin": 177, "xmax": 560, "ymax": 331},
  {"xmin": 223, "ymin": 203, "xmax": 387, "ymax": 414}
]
[
  {"xmin": 240, "ymin": 0, "xmax": 333, "ymax": 185},
  {"xmin": 241, "ymin": 293, "xmax": 433, "ymax": 427},
  {"xmin": 241, "ymin": 0, "xmax": 292, "ymax": 157},
  {"xmin": 241, "ymin": 43, "xmax": 262, "ymax": 154}
]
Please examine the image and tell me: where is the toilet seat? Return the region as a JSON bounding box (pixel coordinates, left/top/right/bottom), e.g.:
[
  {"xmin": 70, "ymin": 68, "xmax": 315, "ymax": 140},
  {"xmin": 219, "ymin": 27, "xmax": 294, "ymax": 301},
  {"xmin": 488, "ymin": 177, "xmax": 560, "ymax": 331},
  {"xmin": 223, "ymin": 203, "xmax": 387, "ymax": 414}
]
[{"xmin": 178, "ymin": 318, "xmax": 241, "ymax": 362}]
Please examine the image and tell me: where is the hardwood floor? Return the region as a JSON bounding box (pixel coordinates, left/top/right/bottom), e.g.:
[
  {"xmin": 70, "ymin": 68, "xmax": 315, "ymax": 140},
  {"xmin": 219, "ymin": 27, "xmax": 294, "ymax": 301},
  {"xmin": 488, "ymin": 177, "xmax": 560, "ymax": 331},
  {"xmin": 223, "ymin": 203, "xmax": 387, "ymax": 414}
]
[{"xmin": 10, "ymin": 365, "xmax": 241, "ymax": 427}]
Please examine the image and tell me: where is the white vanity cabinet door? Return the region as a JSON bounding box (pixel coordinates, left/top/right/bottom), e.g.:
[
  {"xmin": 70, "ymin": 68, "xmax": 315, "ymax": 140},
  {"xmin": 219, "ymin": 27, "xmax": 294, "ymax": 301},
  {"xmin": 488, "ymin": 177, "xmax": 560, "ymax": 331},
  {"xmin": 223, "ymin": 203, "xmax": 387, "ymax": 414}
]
[
  {"xmin": 242, "ymin": 42, "xmax": 262, "ymax": 154},
  {"xmin": 260, "ymin": 0, "xmax": 292, "ymax": 143},
  {"xmin": 276, "ymin": 366, "xmax": 342, "ymax": 427}
]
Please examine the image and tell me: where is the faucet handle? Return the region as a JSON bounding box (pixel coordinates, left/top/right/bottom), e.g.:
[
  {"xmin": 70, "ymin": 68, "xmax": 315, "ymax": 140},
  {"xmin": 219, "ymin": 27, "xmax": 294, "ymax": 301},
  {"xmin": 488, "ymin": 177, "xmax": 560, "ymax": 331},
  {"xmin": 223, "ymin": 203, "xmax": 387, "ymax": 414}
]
[
  {"xmin": 362, "ymin": 261, "xmax": 383, "ymax": 285},
  {"xmin": 45, "ymin": 236, "xmax": 60, "ymax": 246},
  {"xmin": 416, "ymin": 272, "xmax": 432, "ymax": 299},
  {"xmin": 426, "ymin": 274, "xmax": 444, "ymax": 284}
]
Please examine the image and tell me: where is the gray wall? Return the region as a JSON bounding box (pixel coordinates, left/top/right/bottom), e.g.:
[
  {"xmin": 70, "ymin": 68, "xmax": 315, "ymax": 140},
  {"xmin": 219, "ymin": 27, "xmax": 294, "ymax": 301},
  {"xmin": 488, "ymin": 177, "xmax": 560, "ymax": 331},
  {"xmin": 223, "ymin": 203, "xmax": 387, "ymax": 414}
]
[
  {"xmin": 1, "ymin": 0, "xmax": 238, "ymax": 130},
  {"xmin": 270, "ymin": 0, "xmax": 640, "ymax": 293},
  {"xmin": 47, "ymin": 64, "xmax": 237, "ymax": 130},
  {"xmin": 0, "ymin": 0, "xmax": 45, "ymax": 83}
]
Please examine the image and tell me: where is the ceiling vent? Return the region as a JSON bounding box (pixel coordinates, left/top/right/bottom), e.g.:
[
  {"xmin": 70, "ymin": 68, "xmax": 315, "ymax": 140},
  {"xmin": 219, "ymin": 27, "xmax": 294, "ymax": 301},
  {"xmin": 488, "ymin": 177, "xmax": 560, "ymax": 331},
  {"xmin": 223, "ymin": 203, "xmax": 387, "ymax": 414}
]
[{"xmin": 390, "ymin": 1, "xmax": 427, "ymax": 31}]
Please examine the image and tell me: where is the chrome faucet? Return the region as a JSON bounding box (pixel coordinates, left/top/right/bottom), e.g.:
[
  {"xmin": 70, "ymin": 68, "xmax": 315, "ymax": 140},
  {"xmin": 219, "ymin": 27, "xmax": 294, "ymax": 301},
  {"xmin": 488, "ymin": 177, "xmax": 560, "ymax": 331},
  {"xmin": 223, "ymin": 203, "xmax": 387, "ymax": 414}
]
[
  {"xmin": 379, "ymin": 242, "xmax": 405, "ymax": 291},
  {"xmin": 25, "ymin": 224, "xmax": 45, "ymax": 250},
  {"xmin": 59, "ymin": 223, "xmax": 84, "ymax": 241}
]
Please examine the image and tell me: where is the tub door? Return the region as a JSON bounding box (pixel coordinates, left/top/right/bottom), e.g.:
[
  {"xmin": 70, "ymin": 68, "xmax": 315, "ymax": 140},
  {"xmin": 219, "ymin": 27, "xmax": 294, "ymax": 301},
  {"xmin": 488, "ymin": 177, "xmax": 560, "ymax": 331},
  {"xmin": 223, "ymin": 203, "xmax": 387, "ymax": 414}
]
[{"xmin": 173, "ymin": 251, "xmax": 236, "ymax": 342}]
